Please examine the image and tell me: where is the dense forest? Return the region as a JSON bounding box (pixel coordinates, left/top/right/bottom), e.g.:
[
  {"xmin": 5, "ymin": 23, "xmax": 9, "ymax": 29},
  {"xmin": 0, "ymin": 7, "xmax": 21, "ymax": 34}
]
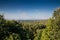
[{"xmin": 0, "ymin": 8, "xmax": 60, "ymax": 40}]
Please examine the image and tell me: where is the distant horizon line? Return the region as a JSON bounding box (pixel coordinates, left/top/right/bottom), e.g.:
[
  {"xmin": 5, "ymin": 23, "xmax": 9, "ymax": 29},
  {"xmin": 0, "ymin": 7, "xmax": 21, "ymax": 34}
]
[{"xmin": 4, "ymin": 18, "xmax": 48, "ymax": 20}]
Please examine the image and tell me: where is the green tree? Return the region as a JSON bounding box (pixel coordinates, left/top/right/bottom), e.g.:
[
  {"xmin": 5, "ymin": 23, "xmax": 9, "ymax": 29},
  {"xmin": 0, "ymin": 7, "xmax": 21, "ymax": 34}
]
[
  {"xmin": 34, "ymin": 29, "xmax": 42, "ymax": 40},
  {"xmin": 4, "ymin": 33, "xmax": 21, "ymax": 40},
  {"xmin": 41, "ymin": 8, "xmax": 60, "ymax": 40}
]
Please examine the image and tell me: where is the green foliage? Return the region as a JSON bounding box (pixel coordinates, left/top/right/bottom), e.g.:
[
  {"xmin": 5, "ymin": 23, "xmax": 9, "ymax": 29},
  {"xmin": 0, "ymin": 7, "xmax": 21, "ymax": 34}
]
[
  {"xmin": 0, "ymin": 8, "xmax": 60, "ymax": 40},
  {"xmin": 0, "ymin": 14, "xmax": 46, "ymax": 40},
  {"xmin": 34, "ymin": 29, "xmax": 43, "ymax": 40},
  {"xmin": 53, "ymin": 8, "xmax": 60, "ymax": 19},
  {"xmin": 4, "ymin": 33, "xmax": 21, "ymax": 40},
  {"xmin": 41, "ymin": 8, "xmax": 60, "ymax": 40}
]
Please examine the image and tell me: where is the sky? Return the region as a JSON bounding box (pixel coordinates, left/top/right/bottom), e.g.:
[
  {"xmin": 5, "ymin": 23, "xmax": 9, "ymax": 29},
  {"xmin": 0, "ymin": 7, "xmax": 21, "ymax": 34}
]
[{"xmin": 0, "ymin": 0, "xmax": 60, "ymax": 20}]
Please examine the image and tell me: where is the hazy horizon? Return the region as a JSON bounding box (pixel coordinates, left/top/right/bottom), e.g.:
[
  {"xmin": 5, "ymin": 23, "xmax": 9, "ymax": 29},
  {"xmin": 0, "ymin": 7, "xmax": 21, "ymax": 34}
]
[{"xmin": 0, "ymin": 0, "xmax": 60, "ymax": 20}]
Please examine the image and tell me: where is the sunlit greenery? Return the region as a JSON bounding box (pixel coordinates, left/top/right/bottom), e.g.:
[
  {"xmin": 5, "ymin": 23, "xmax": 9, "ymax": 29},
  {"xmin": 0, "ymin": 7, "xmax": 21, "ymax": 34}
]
[{"xmin": 0, "ymin": 8, "xmax": 60, "ymax": 40}]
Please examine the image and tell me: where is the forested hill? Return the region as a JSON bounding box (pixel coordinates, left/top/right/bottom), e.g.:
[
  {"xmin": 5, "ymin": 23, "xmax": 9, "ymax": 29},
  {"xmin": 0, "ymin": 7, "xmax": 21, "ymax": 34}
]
[{"xmin": 18, "ymin": 20, "xmax": 47, "ymax": 25}]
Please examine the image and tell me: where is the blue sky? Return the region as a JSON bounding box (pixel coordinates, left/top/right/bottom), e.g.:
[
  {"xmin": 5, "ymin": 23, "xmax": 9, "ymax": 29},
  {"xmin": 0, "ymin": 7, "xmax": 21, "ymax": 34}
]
[{"xmin": 0, "ymin": 0, "xmax": 60, "ymax": 20}]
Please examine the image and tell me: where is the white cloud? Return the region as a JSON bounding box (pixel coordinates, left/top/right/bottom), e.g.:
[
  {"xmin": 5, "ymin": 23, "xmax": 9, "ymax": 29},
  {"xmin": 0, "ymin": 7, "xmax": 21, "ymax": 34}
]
[
  {"xmin": 4, "ymin": 11, "xmax": 31, "ymax": 20},
  {"xmin": 3, "ymin": 10, "xmax": 52, "ymax": 20}
]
